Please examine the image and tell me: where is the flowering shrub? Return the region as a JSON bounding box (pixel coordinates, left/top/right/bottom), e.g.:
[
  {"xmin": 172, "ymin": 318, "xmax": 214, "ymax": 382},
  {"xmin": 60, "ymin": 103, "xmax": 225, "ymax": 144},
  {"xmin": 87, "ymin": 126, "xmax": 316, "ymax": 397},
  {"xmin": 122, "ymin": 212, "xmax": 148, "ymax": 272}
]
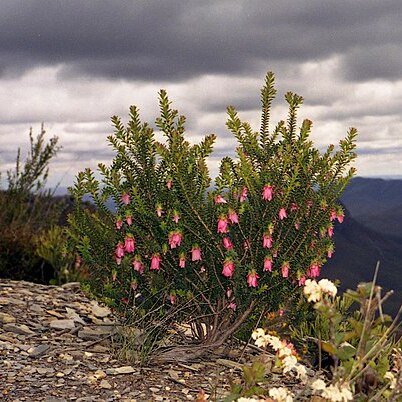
[{"xmin": 68, "ymin": 72, "xmax": 357, "ymax": 361}]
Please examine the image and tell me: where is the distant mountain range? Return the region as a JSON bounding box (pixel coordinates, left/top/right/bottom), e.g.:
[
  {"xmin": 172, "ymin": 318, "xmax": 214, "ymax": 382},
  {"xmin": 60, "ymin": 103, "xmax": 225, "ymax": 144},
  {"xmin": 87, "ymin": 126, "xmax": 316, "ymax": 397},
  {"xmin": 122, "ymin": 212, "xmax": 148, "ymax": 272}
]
[
  {"xmin": 323, "ymin": 177, "xmax": 402, "ymax": 317},
  {"xmin": 340, "ymin": 177, "xmax": 402, "ymax": 239}
]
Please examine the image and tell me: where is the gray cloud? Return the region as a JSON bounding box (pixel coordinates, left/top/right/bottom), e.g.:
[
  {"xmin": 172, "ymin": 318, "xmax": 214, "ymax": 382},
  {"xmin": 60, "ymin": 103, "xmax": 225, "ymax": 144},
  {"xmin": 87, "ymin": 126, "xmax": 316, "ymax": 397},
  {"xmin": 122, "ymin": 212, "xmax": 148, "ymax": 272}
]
[
  {"xmin": 1, "ymin": 0, "xmax": 402, "ymax": 82},
  {"xmin": 2, "ymin": 0, "xmax": 402, "ymax": 187}
]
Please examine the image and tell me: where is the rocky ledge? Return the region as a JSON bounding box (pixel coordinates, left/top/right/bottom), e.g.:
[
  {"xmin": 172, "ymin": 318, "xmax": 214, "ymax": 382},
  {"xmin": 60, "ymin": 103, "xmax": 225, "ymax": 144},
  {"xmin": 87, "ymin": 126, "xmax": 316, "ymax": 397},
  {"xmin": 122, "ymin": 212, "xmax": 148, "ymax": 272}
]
[
  {"xmin": 0, "ymin": 280, "xmax": 241, "ymax": 401},
  {"xmin": 0, "ymin": 280, "xmax": 309, "ymax": 401}
]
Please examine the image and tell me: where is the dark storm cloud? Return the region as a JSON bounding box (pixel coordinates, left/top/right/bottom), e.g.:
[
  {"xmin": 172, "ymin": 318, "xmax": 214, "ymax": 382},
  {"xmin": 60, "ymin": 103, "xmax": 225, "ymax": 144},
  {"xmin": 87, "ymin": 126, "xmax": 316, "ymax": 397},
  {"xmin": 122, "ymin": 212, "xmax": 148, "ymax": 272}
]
[
  {"xmin": 341, "ymin": 45, "xmax": 402, "ymax": 82},
  {"xmin": 1, "ymin": 0, "xmax": 402, "ymax": 82}
]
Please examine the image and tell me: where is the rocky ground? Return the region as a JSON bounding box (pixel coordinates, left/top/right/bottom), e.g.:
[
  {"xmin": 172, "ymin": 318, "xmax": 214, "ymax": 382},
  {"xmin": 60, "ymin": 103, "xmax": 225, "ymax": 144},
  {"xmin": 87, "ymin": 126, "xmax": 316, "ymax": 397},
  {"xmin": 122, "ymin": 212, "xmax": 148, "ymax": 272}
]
[{"xmin": 0, "ymin": 280, "xmax": 310, "ymax": 402}]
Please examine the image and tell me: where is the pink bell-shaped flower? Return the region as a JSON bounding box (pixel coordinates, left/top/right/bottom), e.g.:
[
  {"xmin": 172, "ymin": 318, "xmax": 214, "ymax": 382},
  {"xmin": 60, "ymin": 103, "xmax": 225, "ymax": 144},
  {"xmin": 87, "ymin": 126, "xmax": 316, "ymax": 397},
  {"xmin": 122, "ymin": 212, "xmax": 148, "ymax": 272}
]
[
  {"xmin": 125, "ymin": 211, "xmax": 133, "ymax": 226},
  {"xmin": 262, "ymin": 185, "xmax": 273, "ymax": 201},
  {"xmin": 239, "ymin": 186, "xmax": 248, "ymax": 202},
  {"xmin": 172, "ymin": 210, "xmax": 180, "ymax": 224},
  {"xmin": 121, "ymin": 192, "xmax": 130, "ymax": 205},
  {"xmin": 298, "ymin": 276, "xmax": 306, "ymax": 286},
  {"xmin": 222, "ymin": 258, "xmax": 235, "ymax": 278},
  {"xmin": 228, "ymin": 209, "xmax": 239, "ymax": 224},
  {"xmin": 262, "ymin": 233, "xmax": 273, "ymax": 249},
  {"xmin": 279, "ymin": 207, "xmax": 287, "ymax": 220},
  {"xmin": 222, "ymin": 237, "xmax": 233, "ymax": 250},
  {"xmin": 115, "ymin": 217, "xmax": 123, "ymax": 230},
  {"xmin": 168, "ymin": 231, "xmax": 183, "ymax": 249},
  {"xmin": 132, "ymin": 256, "xmax": 144, "ymax": 274},
  {"xmin": 124, "ymin": 234, "xmax": 135, "ymax": 253},
  {"xmin": 179, "ymin": 253, "xmax": 186, "ymax": 268},
  {"xmin": 307, "ymin": 262, "xmax": 321, "ymax": 278},
  {"xmin": 168, "ymin": 294, "xmax": 177, "ymax": 305},
  {"xmin": 115, "ymin": 242, "xmax": 125, "ymax": 259},
  {"xmin": 263, "ymin": 256, "xmax": 273, "ymax": 272},
  {"xmin": 217, "ymin": 216, "xmax": 229, "ymax": 234},
  {"xmin": 330, "ymin": 209, "xmax": 337, "ymax": 221},
  {"xmin": 247, "ymin": 270, "xmax": 259, "ymax": 287},
  {"xmin": 150, "ymin": 254, "xmax": 161, "ymax": 270},
  {"xmin": 214, "ymin": 194, "xmax": 227, "ymax": 204},
  {"xmin": 191, "ymin": 245, "xmax": 202, "ymax": 261},
  {"xmin": 156, "ymin": 203, "xmax": 163, "ymax": 217},
  {"xmin": 281, "ymin": 261, "xmax": 290, "ymax": 278},
  {"xmin": 290, "ymin": 202, "xmax": 299, "ymax": 212}
]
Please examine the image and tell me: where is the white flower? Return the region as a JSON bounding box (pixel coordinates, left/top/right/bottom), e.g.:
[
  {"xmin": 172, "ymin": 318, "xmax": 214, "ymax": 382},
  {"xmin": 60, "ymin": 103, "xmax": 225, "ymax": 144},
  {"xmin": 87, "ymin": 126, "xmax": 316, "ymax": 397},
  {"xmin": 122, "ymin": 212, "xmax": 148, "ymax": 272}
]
[
  {"xmin": 384, "ymin": 371, "xmax": 396, "ymax": 389},
  {"xmin": 319, "ymin": 382, "xmax": 353, "ymax": 402},
  {"xmin": 311, "ymin": 378, "xmax": 327, "ymax": 391},
  {"xmin": 254, "ymin": 334, "xmax": 269, "ymax": 348},
  {"xmin": 322, "ymin": 384, "xmax": 343, "ymax": 401},
  {"xmin": 237, "ymin": 398, "xmax": 259, "ymax": 402},
  {"xmin": 303, "ymin": 279, "xmax": 322, "ymax": 302},
  {"xmin": 318, "ymin": 278, "xmax": 338, "ymax": 297},
  {"xmin": 339, "ymin": 384, "xmax": 354, "ymax": 401},
  {"xmin": 267, "ymin": 335, "xmax": 283, "ymax": 351},
  {"xmin": 269, "ymin": 386, "xmax": 293, "ymax": 402},
  {"xmin": 278, "ymin": 345, "xmax": 292, "ymax": 357},
  {"xmin": 294, "ymin": 363, "xmax": 307, "ymax": 382},
  {"xmin": 251, "ymin": 328, "xmax": 265, "ymax": 340},
  {"xmin": 282, "ymin": 355, "xmax": 298, "ymax": 373}
]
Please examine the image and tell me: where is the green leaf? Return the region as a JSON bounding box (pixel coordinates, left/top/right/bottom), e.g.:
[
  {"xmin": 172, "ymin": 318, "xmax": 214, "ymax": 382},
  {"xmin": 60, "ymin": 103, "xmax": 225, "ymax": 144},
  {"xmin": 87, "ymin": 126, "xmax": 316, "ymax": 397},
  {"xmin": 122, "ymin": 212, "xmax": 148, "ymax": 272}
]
[{"xmin": 337, "ymin": 343, "xmax": 356, "ymax": 361}]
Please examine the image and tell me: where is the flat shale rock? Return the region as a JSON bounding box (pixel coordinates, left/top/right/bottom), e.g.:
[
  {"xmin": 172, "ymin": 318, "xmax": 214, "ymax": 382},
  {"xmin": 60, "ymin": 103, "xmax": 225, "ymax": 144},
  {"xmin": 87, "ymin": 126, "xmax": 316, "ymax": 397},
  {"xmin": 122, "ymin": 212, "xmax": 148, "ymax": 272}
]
[
  {"xmin": 49, "ymin": 319, "xmax": 76, "ymax": 330},
  {"xmin": 0, "ymin": 312, "xmax": 16, "ymax": 324},
  {"xmin": 0, "ymin": 279, "xmax": 309, "ymax": 401}
]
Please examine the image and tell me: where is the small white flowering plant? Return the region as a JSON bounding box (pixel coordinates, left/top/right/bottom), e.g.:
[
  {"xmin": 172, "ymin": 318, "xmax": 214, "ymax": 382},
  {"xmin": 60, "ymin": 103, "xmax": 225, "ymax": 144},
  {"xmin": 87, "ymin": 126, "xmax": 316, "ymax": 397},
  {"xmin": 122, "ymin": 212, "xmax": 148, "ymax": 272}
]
[
  {"xmin": 222, "ymin": 275, "xmax": 401, "ymax": 402},
  {"xmin": 296, "ymin": 273, "xmax": 401, "ymax": 401}
]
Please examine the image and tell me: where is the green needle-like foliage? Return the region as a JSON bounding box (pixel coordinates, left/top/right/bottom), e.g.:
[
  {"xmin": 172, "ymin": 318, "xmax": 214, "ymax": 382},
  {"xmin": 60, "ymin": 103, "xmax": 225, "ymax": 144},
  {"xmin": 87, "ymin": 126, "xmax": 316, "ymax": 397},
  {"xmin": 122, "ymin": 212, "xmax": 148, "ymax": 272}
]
[{"xmin": 68, "ymin": 72, "xmax": 357, "ymax": 362}]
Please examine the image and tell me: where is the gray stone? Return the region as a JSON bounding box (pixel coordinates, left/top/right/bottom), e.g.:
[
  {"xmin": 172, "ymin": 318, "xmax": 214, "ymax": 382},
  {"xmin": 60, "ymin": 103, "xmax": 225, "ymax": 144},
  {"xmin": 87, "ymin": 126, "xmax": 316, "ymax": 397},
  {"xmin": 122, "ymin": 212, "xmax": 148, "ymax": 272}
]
[
  {"xmin": 106, "ymin": 365, "xmax": 136, "ymax": 375},
  {"xmin": 0, "ymin": 312, "xmax": 16, "ymax": 323},
  {"xmin": 49, "ymin": 319, "xmax": 76, "ymax": 330},
  {"xmin": 77, "ymin": 326, "xmax": 114, "ymax": 340},
  {"xmin": 90, "ymin": 302, "xmax": 111, "ymax": 318},
  {"xmin": 1, "ymin": 297, "xmax": 25, "ymax": 305},
  {"xmin": 3, "ymin": 323, "xmax": 35, "ymax": 335},
  {"xmin": 61, "ymin": 282, "xmax": 81, "ymax": 289},
  {"xmin": 99, "ymin": 379, "xmax": 112, "ymax": 389},
  {"xmin": 29, "ymin": 303, "xmax": 44, "ymax": 313},
  {"xmin": 28, "ymin": 344, "xmax": 50, "ymax": 357},
  {"xmin": 65, "ymin": 307, "xmax": 86, "ymax": 325}
]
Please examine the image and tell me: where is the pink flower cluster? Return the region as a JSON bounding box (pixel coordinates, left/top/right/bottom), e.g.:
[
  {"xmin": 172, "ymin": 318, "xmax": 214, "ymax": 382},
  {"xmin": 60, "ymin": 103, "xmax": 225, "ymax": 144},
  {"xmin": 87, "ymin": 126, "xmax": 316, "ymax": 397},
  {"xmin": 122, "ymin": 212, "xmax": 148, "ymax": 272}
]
[
  {"xmin": 330, "ymin": 208, "xmax": 345, "ymax": 223},
  {"xmin": 114, "ymin": 191, "xmax": 339, "ymax": 296},
  {"xmin": 115, "ymin": 234, "xmax": 136, "ymax": 264}
]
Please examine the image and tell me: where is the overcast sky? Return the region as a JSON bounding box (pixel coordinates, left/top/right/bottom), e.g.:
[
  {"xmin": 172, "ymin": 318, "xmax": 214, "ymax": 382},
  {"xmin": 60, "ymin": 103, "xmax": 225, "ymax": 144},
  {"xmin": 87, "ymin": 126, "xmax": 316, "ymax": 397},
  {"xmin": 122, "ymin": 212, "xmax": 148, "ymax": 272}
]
[{"xmin": 1, "ymin": 0, "xmax": 402, "ymax": 189}]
